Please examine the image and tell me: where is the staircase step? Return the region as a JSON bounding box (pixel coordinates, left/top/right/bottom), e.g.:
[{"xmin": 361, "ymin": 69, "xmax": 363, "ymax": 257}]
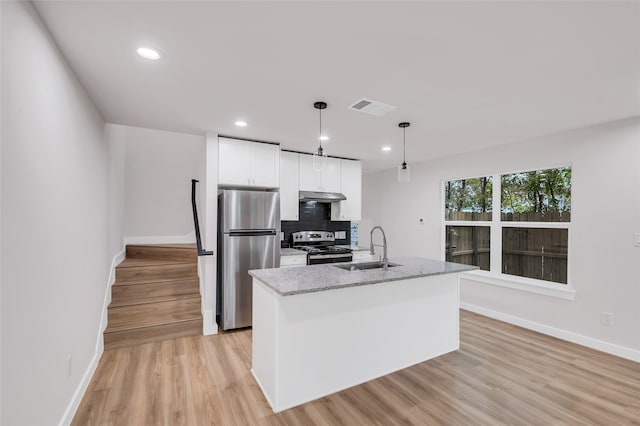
[
  {"xmin": 104, "ymin": 318, "xmax": 202, "ymax": 350},
  {"xmin": 115, "ymin": 261, "xmax": 197, "ymax": 282},
  {"xmin": 106, "ymin": 296, "xmax": 201, "ymax": 333},
  {"xmin": 109, "ymin": 293, "xmax": 200, "ymax": 308},
  {"xmin": 117, "ymin": 257, "xmax": 192, "ymax": 268},
  {"xmin": 112, "ymin": 278, "xmax": 199, "ymax": 302},
  {"xmin": 104, "ymin": 243, "xmax": 203, "ymax": 349},
  {"xmin": 126, "ymin": 244, "xmax": 197, "ymax": 262}
]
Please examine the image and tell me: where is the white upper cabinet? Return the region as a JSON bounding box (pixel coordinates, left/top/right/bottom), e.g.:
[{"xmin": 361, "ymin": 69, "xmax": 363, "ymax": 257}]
[
  {"xmin": 218, "ymin": 138, "xmax": 253, "ymax": 186},
  {"xmin": 252, "ymin": 141, "xmax": 280, "ymax": 187},
  {"xmin": 280, "ymin": 151, "xmax": 299, "ymax": 221},
  {"xmin": 322, "ymin": 157, "xmax": 341, "ymax": 193},
  {"xmin": 331, "ymin": 159, "xmax": 362, "ymax": 221},
  {"xmin": 299, "ymin": 154, "xmax": 341, "ymax": 193},
  {"xmin": 218, "ymin": 137, "xmax": 280, "ymax": 188}
]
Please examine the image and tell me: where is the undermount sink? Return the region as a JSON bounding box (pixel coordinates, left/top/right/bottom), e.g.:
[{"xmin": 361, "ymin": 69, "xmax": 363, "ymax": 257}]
[{"xmin": 334, "ymin": 261, "xmax": 400, "ymax": 271}]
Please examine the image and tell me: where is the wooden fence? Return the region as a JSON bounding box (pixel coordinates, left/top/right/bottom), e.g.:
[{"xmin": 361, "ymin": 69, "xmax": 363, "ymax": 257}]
[
  {"xmin": 445, "ymin": 226, "xmax": 568, "ymax": 284},
  {"xmin": 445, "ymin": 226, "xmax": 490, "ymax": 271},
  {"xmin": 445, "ymin": 211, "xmax": 492, "ymax": 221},
  {"xmin": 502, "ymin": 228, "xmax": 568, "ymax": 284},
  {"xmin": 502, "ymin": 211, "xmax": 571, "ymax": 222},
  {"xmin": 446, "ymin": 210, "xmax": 570, "ymax": 222}
]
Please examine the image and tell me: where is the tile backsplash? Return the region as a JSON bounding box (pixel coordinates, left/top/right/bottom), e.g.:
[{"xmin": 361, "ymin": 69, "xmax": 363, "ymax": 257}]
[{"xmin": 281, "ymin": 201, "xmax": 350, "ymax": 247}]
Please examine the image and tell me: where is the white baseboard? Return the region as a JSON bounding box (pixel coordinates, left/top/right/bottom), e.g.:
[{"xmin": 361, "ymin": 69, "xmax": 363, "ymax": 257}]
[
  {"xmin": 202, "ymin": 309, "xmax": 218, "ymax": 335},
  {"xmin": 59, "ymin": 248, "xmax": 125, "ymax": 426},
  {"xmin": 124, "ymin": 231, "xmax": 195, "ymax": 245},
  {"xmin": 460, "ymin": 302, "xmax": 640, "ymax": 363},
  {"xmin": 97, "ymin": 250, "xmax": 125, "ymax": 350},
  {"xmin": 58, "ymin": 350, "xmax": 101, "ymax": 426},
  {"xmin": 197, "ymin": 254, "xmax": 217, "ymax": 336}
]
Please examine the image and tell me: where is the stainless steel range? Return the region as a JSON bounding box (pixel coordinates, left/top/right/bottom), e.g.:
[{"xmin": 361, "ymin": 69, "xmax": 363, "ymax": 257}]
[{"xmin": 292, "ymin": 231, "xmax": 352, "ymax": 265}]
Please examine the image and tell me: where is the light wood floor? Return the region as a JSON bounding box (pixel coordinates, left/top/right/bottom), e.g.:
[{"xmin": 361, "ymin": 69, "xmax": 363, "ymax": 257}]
[{"xmin": 72, "ymin": 310, "xmax": 640, "ymax": 425}]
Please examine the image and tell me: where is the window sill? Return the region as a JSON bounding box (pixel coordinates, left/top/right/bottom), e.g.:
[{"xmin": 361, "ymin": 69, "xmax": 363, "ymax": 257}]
[{"xmin": 460, "ymin": 270, "xmax": 576, "ymax": 300}]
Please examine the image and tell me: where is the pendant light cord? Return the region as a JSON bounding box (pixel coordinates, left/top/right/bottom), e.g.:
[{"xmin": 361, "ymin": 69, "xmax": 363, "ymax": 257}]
[
  {"xmin": 319, "ymin": 108, "xmax": 323, "ymax": 150},
  {"xmin": 403, "ymin": 127, "xmax": 406, "ymax": 164}
]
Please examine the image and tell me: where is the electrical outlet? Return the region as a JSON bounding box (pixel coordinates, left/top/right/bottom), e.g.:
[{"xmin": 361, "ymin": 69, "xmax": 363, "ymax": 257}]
[
  {"xmin": 600, "ymin": 312, "xmax": 613, "ymax": 327},
  {"xmin": 67, "ymin": 355, "xmax": 72, "ymax": 377}
]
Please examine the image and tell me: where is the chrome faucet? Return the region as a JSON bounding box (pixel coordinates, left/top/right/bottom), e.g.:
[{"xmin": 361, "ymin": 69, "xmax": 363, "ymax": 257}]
[{"xmin": 370, "ymin": 226, "xmax": 389, "ymax": 270}]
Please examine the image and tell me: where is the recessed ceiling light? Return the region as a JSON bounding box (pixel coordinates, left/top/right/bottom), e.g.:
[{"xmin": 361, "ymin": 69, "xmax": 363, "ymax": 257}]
[
  {"xmin": 382, "ymin": 146, "xmax": 392, "ymax": 152},
  {"xmin": 319, "ymin": 135, "xmax": 329, "ymax": 141},
  {"xmin": 234, "ymin": 121, "xmax": 247, "ymax": 127},
  {"xmin": 136, "ymin": 47, "xmax": 161, "ymax": 60}
]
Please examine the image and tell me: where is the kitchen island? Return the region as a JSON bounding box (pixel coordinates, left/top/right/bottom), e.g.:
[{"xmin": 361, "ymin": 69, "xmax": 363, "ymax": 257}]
[{"xmin": 249, "ymin": 257, "xmax": 476, "ymax": 413}]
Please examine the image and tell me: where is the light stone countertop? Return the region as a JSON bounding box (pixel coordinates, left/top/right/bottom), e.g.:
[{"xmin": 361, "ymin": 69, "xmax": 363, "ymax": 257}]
[
  {"xmin": 249, "ymin": 257, "xmax": 477, "ymax": 296},
  {"xmin": 280, "ymin": 248, "xmax": 307, "ymax": 256}
]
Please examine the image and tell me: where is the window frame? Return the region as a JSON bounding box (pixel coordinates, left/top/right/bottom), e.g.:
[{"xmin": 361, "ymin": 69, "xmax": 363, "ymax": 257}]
[{"xmin": 441, "ymin": 166, "xmax": 575, "ymax": 300}]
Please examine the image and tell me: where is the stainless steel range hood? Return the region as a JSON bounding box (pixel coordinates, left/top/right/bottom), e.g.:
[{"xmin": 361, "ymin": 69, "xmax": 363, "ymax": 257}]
[{"xmin": 299, "ymin": 191, "xmax": 347, "ymax": 203}]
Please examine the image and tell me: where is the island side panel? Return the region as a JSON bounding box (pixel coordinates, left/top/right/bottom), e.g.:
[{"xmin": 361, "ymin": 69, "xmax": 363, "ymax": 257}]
[
  {"xmin": 251, "ymin": 279, "xmax": 279, "ymax": 409},
  {"xmin": 274, "ymin": 274, "xmax": 459, "ymax": 412}
]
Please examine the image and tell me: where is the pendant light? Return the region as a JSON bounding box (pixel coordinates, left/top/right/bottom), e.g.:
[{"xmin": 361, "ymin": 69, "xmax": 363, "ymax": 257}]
[
  {"xmin": 397, "ymin": 122, "xmax": 411, "ymax": 182},
  {"xmin": 313, "ymin": 101, "xmax": 328, "ymax": 171}
]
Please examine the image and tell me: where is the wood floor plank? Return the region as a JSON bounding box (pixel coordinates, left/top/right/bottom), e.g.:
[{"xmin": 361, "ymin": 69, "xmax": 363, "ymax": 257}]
[{"xmin": 73, "ymin": 310, "xmax": 640, "ymax": 425}]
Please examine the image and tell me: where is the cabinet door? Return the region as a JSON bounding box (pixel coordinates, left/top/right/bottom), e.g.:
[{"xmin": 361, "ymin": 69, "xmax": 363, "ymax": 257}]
[
  {"xmin": 280, "ymin": 151, "xmax": 299, "ymax": 220},
  {"xmin": 280, "ymin": 255, "xmax": 307, "ymax": 267},
  {"xmin": 331, "ymin": 160, "xmax": 362, "ymax": 221},
  {"xmin": 298, "ymin": 153, "xmax": 322, "ymax": 191},
  {"xmin": 252, "ymin": 142, "xmax": 280, "ymax": 188},
  {"xmin": 321, "ymin": 157, "xmax": 342, "ymax": 193},
  {"xmin": 218, "ymin": 138, "xmax": 253, "ymax": 186}
]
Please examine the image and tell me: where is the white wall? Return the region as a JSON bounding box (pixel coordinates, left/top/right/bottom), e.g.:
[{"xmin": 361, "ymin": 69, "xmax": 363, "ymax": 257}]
[
  {"xmin": 0, "ymin": 3, "xmax": 4, "ymax": 421},
  {"xmin": 201, "ymin": 133, "xmax": 219, "ymax": 334},
  {"xmin": 362, "ymin": 118, "xmax": 640, "ymax": 357},
  {"xmin": 107, "ymin": 124, "xmax": 126, "ymax": 256},
  {"xmin": 122, "ymin": 126, "xmax": 205, "ymax": 242},
  {"xmin": 1, "ymin": 2, "xmax": 118, "ymax": 424}
]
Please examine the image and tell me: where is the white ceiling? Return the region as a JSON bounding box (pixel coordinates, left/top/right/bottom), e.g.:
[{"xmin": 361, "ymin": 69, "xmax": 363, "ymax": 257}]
[{"xmin": 34, "ymin": 1, "xmax": 640, "ymax": 173}]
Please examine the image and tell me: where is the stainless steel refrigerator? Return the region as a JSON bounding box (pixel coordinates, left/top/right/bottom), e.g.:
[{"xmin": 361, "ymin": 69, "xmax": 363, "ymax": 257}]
[{"xmin": 217, "ymin": 190, "xmax": 280, "ymax": 330}]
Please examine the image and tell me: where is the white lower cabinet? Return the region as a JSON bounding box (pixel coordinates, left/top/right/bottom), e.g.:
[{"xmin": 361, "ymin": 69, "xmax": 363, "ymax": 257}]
[{"xmin": 280, "ymin": 255, "xmax": 307, "ymax": 267}]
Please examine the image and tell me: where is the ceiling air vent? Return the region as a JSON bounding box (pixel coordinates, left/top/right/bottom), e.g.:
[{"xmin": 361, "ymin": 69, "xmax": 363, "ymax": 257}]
[{"xmin": 348, "ymin": 98, "xmax": 397, "ymax": 116}]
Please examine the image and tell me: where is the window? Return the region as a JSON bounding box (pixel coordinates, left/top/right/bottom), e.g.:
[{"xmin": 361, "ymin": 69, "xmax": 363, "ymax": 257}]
[
  {"xmin": 502, "ymin": 228, "xmax": 568, "ymax": 283},
  {"xmin": 445, "ymin": 226, "xmax": 491, "ymax": 271},
  {"xmin": 444, "ymin": 177, "xmax": 492, "ymax": 270},
  {"xmin": 445, "ymin": 177, "xmax": 492, "ymax": 221},
  {"xmin": 443, "ymin": 166, "xmax": 571, "ymax": 286},
  {"xmin": 501, "ymin": 168, "xmax": 571, "ymax": 222}
]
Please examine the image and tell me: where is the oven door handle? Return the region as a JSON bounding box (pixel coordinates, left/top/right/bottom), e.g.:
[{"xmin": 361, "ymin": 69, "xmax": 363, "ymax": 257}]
[{"xmin": 308, "ymin": 253, "xmax": 352, "ymax": 260}]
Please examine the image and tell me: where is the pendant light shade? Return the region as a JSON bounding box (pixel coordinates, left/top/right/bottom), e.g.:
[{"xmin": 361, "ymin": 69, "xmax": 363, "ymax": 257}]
[
  {"xmin": 397, "ymin": 122, "xmax": 411, "ymax": 182},
  {"xmin": 313, "ymin": 101, "xmax": 328, "ymax": 171}
]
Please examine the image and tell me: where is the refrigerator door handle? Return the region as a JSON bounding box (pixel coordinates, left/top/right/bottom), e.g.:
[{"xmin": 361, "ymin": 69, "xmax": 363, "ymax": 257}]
[{"xmin": 228, "ymin": 229, "xmax": 277, "ymax": 237}]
